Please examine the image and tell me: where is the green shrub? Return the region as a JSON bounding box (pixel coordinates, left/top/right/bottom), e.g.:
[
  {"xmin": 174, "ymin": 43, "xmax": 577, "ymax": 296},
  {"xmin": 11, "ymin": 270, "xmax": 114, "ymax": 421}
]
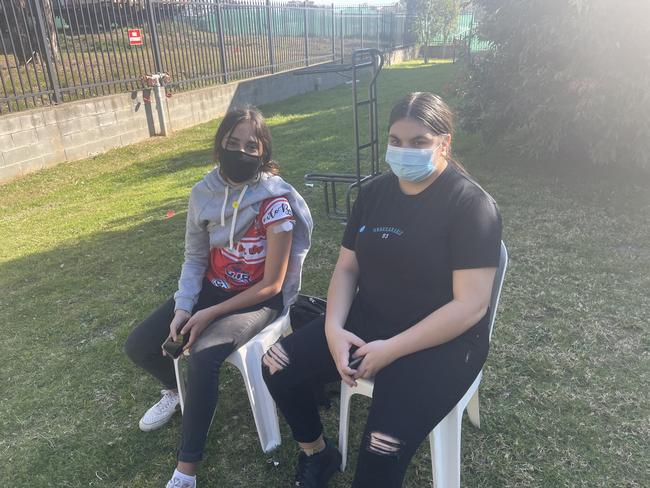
[{"xmin": 460, "ymin": 0, "xmax": 650, "ymax": 170}]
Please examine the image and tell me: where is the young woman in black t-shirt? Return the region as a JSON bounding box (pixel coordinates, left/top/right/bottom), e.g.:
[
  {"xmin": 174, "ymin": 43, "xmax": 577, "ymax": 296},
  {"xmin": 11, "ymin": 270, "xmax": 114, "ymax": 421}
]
[{"xmin": 262, "ymin": 92, "xmax": 502, "ymax": 488}]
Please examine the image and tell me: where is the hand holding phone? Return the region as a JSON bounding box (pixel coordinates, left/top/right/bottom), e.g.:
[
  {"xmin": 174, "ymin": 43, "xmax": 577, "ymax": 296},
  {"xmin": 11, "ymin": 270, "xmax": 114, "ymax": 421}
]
[
  {"xmin": 348, "ymin": 346, "xmax": 363, "ymax": 369},
  {"xmin": 162, "ymin": 310, "xmax": 191, "ymax": 358},
  {"xmin": 162, "ymin": 334, "xmax": 189, "ymax": 359}
]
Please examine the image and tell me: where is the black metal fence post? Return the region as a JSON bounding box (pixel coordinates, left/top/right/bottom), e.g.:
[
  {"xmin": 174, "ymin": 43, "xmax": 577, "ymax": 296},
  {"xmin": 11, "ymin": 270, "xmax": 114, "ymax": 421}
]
[
  {"xmin": 145, "ymin": 0, "xmax": 164, "ymax": 73},
  {"xmin": 216, "ymin": 1, "xmax": 228, "ymax": 83},
  {"xmin": 359, "ymin": 6, "xmax": 363, "ymax": 49},
  {"xmin": 340, "ymin": 11, "xmax": 344, "ymax": 63},
  {"xmin": 32, "ymin": 0, "xmax": 61, "ymax": 104},
  {"xmin": 376, "ymin": 12, "xmax": 379, "ymax": 49},
  {"xmin": 331, "ymin": 3, "xmax": 335, "ymax": 62},
  {"xmin": 266, "ymin": 0, "xmax": 275, "ymax": 73},
  {"xmin": 303, "ymin": 2, "xmax": 309, "ymax": 66}
]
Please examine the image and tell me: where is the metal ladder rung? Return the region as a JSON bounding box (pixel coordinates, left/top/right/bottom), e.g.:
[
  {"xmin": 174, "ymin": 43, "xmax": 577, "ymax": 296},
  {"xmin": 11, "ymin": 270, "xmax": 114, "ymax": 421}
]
[
  {"xmin": 358, "ymin": 142, "xmax": 375, "ymax": 150},
  {"xmin": 305, "ymin": 172, "xmax": 363, "ymax": 183},
  {"xmin": 352, "ymin": 60, "xmax": 375, "ymax": 69}
]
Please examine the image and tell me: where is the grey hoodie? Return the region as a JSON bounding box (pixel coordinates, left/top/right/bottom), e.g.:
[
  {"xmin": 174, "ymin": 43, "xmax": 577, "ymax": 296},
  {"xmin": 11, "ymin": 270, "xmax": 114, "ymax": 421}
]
[{"xmin": 173, "ymin": 168, "xmax": 313, "ymax": 313}]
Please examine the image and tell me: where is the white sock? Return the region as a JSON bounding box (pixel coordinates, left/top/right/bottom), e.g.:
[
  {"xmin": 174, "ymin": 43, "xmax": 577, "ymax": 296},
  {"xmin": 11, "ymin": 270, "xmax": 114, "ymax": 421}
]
[{"xmin": 172, "ymin": 469, "xmax": 195, "ymax": 485}]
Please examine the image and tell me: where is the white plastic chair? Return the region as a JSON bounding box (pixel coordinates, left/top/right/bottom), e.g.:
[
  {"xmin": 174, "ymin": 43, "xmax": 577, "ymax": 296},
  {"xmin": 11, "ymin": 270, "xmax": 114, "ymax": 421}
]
[
  {"xmin": 173, "ymin": 307, "xmax": 291, "ymax": 453},
  {"xmin": 338, "ymin": 241, "xmax": 508, "ymax": 487}
]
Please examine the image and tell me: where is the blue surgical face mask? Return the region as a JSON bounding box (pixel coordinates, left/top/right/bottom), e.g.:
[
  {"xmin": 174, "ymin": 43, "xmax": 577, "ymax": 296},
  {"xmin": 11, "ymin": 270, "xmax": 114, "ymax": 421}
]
[{"xmin": 385, "ymin": 144, "xmax": 440, "ymax": 182}]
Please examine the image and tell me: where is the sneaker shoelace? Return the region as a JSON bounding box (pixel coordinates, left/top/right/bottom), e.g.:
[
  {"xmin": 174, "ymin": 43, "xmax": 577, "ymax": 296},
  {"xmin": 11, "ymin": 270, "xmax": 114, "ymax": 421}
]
[{"xmin": 155, "ymin": 389, "xmax": 179, "ymax": 414}]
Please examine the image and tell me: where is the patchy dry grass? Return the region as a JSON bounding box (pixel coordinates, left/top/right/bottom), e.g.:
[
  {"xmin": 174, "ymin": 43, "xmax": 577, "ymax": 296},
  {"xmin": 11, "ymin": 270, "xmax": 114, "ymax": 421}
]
[{"xmin": 1, "ymin": 60, "xmax": 648, "ymax": 487}]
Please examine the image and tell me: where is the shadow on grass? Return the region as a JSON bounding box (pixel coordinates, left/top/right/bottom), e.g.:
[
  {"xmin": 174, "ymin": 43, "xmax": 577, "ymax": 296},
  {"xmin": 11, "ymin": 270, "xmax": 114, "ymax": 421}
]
[
  {"xmin": 0, "ymin": 200, "xmax": 269, "ymax": 486},
  {"xmin": 0, "ymin": 202, "xmax": 348, "ymax": 488}
]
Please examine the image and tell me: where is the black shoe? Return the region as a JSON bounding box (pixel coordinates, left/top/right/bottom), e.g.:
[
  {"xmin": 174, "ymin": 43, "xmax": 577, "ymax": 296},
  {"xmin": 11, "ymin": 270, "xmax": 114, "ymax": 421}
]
[{"xmin": 294, "ymin": 438, "xmax": 342, "ymax": 487}]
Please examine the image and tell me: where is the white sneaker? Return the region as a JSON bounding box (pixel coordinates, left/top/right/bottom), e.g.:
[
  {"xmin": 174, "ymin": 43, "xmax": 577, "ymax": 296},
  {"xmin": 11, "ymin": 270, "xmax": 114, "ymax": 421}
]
[
  {"xmin": 138, "ymin": 389, "xmax": 180, "ymax": 432},
  {"xmin": 165, "ymin": 477, "xmax": 195, "ymax": 488},
  {"xmin": 165, "ymin": 472, "xmax": 196, "ymax": 488}
]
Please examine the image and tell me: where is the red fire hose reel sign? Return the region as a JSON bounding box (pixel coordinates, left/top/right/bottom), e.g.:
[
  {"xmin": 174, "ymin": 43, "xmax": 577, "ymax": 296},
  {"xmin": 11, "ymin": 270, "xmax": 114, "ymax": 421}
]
[{"xmin": 128, "ymin": 29, "xmax": 143, "ymax": 46}]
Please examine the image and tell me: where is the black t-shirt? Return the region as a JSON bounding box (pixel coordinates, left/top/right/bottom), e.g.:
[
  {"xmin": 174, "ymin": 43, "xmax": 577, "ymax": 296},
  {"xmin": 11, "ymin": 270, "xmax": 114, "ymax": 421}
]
[{"xmin": 341, "ymin": 164, "xmax": 502, "ymax": 340}]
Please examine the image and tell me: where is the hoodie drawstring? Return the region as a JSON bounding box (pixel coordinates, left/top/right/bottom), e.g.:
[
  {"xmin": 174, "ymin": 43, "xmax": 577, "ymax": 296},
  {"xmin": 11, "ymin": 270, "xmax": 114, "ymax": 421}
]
[
  {"xmin": 220, "ymin": 185, "xmax": 229, "ymax": 227},
  {"xmin": 229, "ymin": 184, "xmax": 248, "ymax": 249}
]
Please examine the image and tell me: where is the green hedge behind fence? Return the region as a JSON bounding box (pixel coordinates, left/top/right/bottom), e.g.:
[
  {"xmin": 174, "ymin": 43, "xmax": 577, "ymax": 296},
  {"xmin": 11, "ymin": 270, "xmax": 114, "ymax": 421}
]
[{"xmin": 426, "ymin": 11, "xmax": 491, "ymax": 52}]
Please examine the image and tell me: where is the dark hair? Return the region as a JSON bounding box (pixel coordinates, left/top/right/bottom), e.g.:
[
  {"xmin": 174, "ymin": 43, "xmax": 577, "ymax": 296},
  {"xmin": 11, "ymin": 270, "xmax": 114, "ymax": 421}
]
[
  {"xmin": 213, "ymin": 105, "xmax": 280, "ymax": 175},
  {"xmin": 388, "ymin": 92, "xmax": 468, "ymax": 174}
]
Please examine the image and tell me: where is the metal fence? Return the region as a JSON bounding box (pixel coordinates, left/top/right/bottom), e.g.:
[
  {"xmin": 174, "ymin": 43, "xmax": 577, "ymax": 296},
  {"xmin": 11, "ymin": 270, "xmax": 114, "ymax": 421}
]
[{"xmin": 0, "ymin": 0, "xmax": 415, "ymax": 114}]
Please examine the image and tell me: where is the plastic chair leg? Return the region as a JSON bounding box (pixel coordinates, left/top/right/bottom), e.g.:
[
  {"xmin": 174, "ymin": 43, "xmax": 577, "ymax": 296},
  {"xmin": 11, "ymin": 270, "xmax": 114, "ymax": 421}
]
[
  {"xmin": 173, "ymin": 357, "xmax": 186, "ymax": 414},
  {"xmin": 466, "ymin": 389, "xmax": 480, "ymax": 429},
  {"xmin": 229, "ymin": 345, "xmax": 282, "ymax": 453},
  {"xmin": 430, "ymin": 405, "xmax": 463, "ymax": 488},
  {"xmin": 338, "ymin": 382, "xmax": 353, "ymax": 472}
]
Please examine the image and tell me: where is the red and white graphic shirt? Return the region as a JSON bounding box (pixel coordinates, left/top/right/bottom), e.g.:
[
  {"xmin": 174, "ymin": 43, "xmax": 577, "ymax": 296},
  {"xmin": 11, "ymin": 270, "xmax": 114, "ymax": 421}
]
[{"xmin": 205, "ymin": 197, "xmax": 294, "ymax": 291}]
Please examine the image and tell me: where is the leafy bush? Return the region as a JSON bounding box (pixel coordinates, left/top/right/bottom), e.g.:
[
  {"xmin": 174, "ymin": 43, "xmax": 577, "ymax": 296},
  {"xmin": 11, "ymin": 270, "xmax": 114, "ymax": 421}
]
[{"xmin": 460, "ymin": 0, "xmax": 650, "ymax": 170}]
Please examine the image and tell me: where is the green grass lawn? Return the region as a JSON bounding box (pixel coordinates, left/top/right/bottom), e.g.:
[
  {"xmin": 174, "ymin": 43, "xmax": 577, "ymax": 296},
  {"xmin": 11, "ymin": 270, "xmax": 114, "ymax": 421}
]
[{"xmin": 1, "ymin": 60, "xmax": 648, "ymax": 488}]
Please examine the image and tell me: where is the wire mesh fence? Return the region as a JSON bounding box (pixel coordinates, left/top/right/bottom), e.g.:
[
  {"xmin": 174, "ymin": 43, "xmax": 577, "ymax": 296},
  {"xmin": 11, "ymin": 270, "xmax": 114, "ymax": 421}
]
[
  {"xmin": 0, "ymin": 0, "xmax": 416, "ymax": 114},
  {"xmin": 425, "ymin": 11, "xmax": 490, "ymax": 53}
]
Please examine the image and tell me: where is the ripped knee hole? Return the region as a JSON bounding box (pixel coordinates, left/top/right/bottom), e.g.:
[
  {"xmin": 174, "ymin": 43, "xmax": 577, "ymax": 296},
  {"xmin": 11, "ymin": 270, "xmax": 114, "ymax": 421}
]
[
  {"xmin": 366, "ymin": 432, "xmax": 404, "ymax": 457},
  {"xmin": 262, "ymin": 343, "xmax": 290, "ymax": 375}
]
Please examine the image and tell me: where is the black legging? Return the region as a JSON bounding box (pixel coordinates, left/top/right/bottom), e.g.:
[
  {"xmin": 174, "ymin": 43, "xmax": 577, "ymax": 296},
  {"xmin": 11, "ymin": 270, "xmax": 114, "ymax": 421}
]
[
  {"xmin": 125, "ymin": 279, "xmax": 282, "ymax": 462},
  {"xmin": 262, "ymin": 313, "xmax": 489, "ymax": 488}
]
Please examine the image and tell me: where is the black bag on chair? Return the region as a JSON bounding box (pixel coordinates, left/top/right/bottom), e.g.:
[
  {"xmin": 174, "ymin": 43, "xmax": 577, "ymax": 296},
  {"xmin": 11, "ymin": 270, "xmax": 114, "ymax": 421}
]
[
  {"xmin": 290, "ymin": 294, "xmax": 327, "ymax": 329},
  {"xmin": 289, "ymin": 294, "xmax": 334, "ymax": 408}
]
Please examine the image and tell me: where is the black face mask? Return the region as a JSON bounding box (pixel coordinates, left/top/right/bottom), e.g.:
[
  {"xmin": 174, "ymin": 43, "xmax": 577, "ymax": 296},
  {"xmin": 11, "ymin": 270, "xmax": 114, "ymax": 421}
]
[{"xmin": 219, "ymin": 147, "xmax": 263, "ymax": 183}]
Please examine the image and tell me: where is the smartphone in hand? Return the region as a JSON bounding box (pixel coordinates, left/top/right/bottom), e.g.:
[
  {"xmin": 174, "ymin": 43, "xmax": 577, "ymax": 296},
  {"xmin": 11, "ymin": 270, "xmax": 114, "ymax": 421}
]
[
  {"xmin": 348, "ymin": 346, "xmax": 363, "ymax": 369},
  {"xmin": 162, "ymin": 334, "xmax": 189, "ymax": 359}
]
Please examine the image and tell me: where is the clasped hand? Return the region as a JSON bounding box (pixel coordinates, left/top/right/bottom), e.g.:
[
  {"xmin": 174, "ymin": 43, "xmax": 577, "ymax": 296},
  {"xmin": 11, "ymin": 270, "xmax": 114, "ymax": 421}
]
[
  {"xmin": 326, "ymin": 328, "xmax": 398, "ymax": 386},
  {"xmin": 350, "ymin": 340, "xmax": 398, "ymax": 381}
]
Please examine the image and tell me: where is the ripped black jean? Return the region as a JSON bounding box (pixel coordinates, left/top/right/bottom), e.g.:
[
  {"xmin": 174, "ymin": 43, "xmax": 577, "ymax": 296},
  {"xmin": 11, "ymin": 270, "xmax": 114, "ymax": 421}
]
[{"xmin": 262, "ymin": 313, "xmax": 489, "ymax": 488}]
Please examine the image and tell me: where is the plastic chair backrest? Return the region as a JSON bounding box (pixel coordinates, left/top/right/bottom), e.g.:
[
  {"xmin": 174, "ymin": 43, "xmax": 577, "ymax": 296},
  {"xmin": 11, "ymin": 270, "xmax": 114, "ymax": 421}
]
[{"xmin": 487, "ymin": 241, "xmax": 508, "ymax": 342}]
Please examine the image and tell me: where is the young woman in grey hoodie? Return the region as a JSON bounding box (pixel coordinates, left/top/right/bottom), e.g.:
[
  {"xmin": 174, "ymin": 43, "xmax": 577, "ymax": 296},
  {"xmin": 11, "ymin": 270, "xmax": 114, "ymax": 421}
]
[{"xmin": 124, "ymin": 106, "xmax": 313, "ymax": 488}]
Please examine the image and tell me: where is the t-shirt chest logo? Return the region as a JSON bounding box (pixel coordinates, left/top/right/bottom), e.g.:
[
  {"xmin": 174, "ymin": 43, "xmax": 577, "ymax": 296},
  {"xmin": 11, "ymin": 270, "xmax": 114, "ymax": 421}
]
[{"xmin": 370, "ymin": 225, "xmax": 404, "ymax": 240}]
